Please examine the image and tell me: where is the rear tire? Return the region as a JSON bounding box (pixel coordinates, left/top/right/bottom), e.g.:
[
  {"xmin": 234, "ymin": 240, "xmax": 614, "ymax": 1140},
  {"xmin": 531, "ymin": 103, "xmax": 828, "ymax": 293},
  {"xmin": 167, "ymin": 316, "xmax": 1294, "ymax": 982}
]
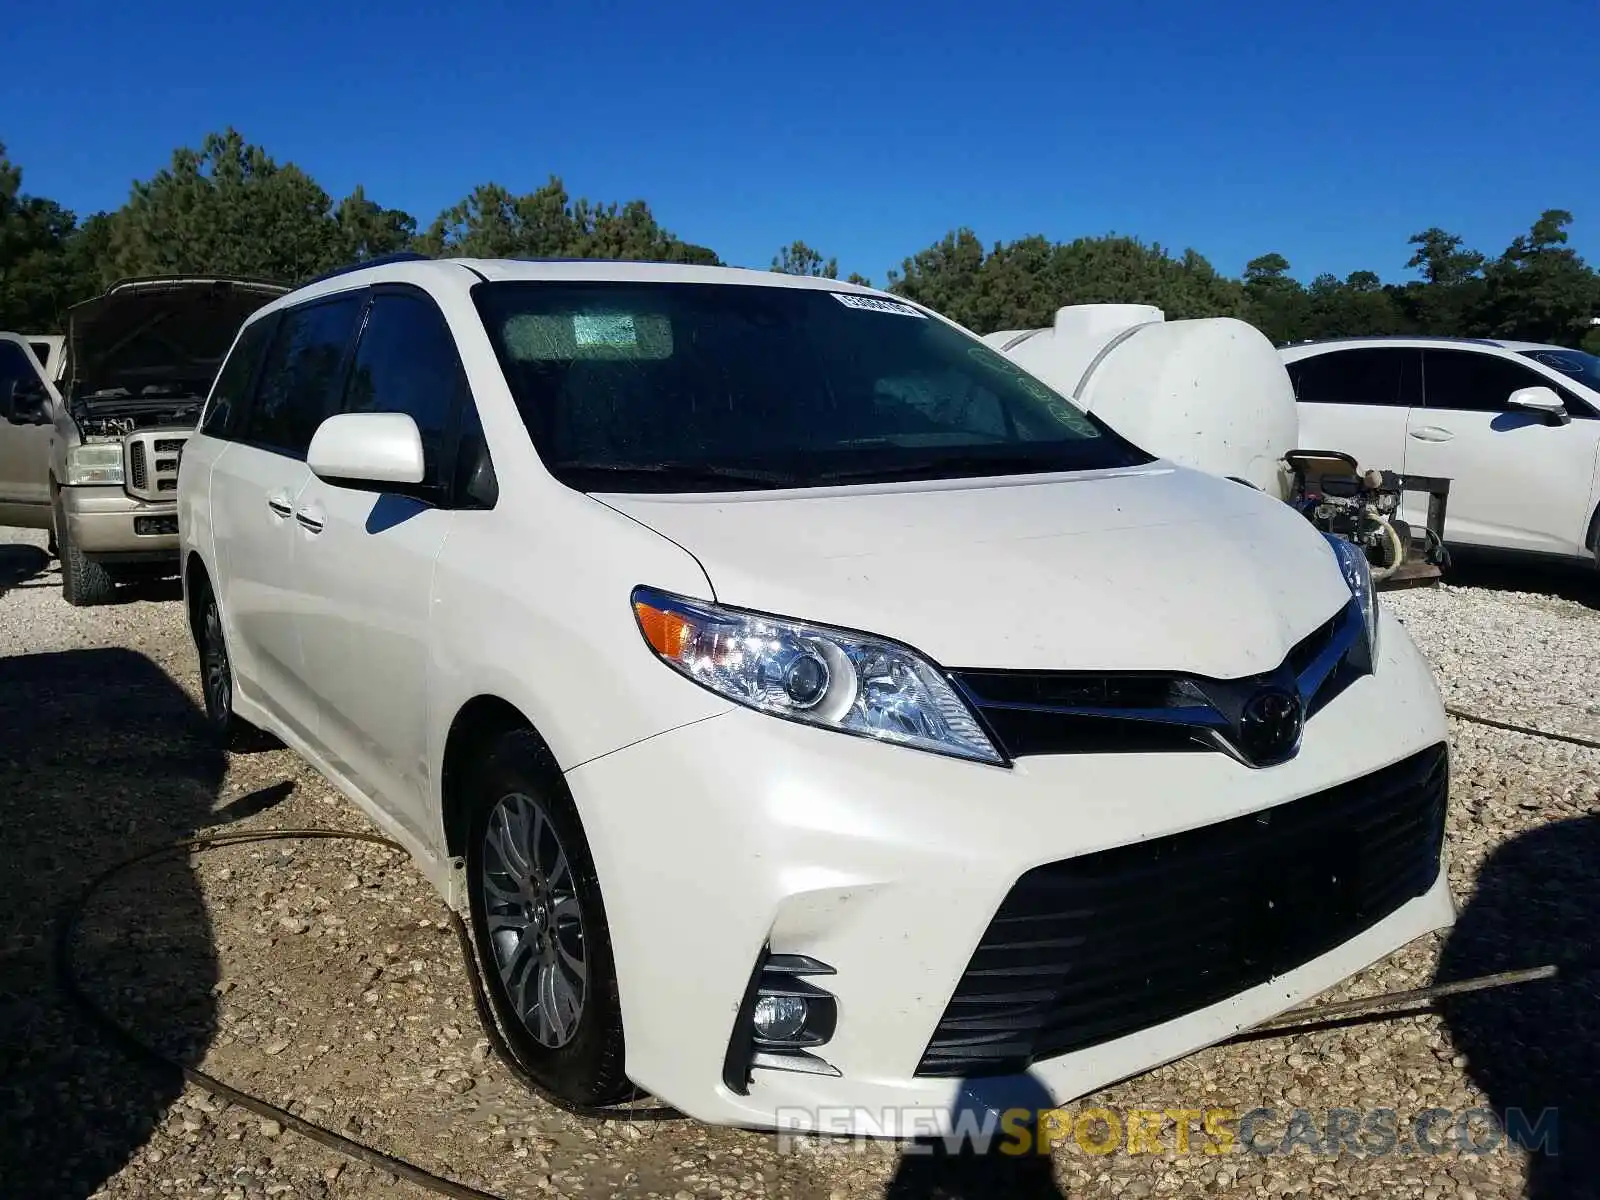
[
  {"xmin": 194, "ymin": 581, "xmax": 268, "ymax": 750},
  {"xmin": 465, "ymin": 729, "xmax": 630, "ymax": 1107},
  {"xmin": 57, "ymin": 508, "xmax": 116, "ymax": 607}
]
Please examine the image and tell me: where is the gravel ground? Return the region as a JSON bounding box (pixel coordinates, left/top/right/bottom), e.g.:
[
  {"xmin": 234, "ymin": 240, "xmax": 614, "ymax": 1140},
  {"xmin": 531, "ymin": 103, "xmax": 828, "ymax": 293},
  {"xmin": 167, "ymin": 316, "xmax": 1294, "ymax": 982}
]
[{"xmin": 2, "ymin": 526, "xmax": 1596, "ymax": 1200}]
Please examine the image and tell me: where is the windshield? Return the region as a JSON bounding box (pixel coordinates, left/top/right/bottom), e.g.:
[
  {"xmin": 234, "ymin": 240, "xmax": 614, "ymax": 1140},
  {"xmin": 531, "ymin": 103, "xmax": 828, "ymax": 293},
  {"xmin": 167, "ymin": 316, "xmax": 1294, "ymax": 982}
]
[
  {"xmin": 471, "ymin": 281, "xmax": 1154, "ymax": 492},
  {"xmin": 1519, "ymin": 348, "xmax": 1600, "ymax": 393}
]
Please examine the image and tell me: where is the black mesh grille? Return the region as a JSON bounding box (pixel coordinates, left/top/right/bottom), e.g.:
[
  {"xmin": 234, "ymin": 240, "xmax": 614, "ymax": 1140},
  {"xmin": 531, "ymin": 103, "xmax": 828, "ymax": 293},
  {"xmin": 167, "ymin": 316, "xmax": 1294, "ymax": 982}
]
[
  {"xmin": 916, "ymin": 743, "xmax": 1448, "ymax": 1078},
  {"xmin": 128, "ymin": 441, "xmax": 147, "ymax": 490}
]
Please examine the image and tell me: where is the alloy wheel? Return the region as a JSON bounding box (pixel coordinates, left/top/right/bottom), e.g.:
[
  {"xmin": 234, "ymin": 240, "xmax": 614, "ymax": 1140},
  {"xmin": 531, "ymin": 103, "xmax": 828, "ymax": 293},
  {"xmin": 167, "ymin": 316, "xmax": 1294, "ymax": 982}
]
[
  {"xmin": 202, "ymin": 598, "xmax": 232, "ymax": 726},
  {"xmin": 478, "ymin": 791, "xmax": 587, "ymax": 1048}
]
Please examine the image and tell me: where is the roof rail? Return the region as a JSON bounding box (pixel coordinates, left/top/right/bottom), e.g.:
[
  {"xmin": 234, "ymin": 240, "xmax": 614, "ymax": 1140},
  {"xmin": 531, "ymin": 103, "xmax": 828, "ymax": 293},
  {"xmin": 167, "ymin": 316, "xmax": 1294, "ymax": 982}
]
[{"xmin": 305, "ymin": 250, "xmax": 432, "ymax": 286}]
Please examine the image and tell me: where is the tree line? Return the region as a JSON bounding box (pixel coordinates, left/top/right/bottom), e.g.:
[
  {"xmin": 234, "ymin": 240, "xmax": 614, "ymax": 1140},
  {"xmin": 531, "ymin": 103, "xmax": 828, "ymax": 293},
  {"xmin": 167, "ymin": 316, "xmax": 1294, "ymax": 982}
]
[{"xmin": 4, "ymin": 128, "xmax": 1596, "ymax": 353}]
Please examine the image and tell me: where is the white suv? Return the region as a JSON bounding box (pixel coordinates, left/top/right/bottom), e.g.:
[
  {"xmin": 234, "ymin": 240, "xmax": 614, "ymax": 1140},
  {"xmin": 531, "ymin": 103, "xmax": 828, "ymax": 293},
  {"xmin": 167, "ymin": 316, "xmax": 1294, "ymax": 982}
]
[
  {"xmin": 178, "ymin": 255, "xmax": 1454, "ymax": 1133},
  {"xmin": 1282, "ymin": 336, "xmax": 1600, "ymax": 564}
]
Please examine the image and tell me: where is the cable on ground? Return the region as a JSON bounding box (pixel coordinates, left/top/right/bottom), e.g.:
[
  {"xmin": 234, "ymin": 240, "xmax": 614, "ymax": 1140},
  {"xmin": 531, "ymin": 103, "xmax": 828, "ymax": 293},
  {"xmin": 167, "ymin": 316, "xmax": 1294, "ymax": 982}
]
[{"xmin": 60, "ymin": 692, "xmax": 1594, "ymax": 1192}]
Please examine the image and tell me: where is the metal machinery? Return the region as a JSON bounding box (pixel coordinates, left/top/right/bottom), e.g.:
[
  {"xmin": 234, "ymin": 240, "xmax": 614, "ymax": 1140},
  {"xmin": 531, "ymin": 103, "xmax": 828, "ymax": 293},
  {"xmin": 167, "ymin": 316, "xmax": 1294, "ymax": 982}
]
[{"xmin": 983, "ymin": 305, "xmax": 1449, "ymax": 588}]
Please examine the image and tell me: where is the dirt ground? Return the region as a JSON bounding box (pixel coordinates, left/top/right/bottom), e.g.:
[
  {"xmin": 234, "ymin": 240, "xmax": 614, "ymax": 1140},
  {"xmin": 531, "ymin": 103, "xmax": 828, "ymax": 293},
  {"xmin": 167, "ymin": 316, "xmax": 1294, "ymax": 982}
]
[{"xmin": 2, "ymin": 530, "xmax": 1597, "ymax": 1199}]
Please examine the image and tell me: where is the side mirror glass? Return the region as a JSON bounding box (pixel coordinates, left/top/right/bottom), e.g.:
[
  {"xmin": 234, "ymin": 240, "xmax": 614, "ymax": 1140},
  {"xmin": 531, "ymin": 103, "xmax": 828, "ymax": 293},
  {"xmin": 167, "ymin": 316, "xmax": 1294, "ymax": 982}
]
[
  {"xmin": 1508, "ymin": 385, "xmax": 1570, "ymax": 425},
  {"xmin": 307, "ymin": 411, "xmax": 426, "ymax": 488}
]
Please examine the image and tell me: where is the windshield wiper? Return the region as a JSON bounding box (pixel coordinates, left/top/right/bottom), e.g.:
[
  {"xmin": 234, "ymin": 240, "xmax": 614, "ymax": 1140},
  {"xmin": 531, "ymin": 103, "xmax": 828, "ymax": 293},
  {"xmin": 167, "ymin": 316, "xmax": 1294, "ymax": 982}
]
[
  {"xmin": 809, "ymin": 451, "xmax": 1079, "ymax": 486},
  {"xmin": 548, "ymin": 460, "xmax": 798, "ymax": 489}
]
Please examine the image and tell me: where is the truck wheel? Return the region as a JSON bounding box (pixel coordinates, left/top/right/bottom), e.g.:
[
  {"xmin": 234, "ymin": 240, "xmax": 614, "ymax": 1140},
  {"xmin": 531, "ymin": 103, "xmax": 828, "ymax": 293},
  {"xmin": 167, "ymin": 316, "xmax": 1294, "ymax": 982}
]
[{"xmin": 57, "ymin": 512, "xmax": 116, "ymax": 607}]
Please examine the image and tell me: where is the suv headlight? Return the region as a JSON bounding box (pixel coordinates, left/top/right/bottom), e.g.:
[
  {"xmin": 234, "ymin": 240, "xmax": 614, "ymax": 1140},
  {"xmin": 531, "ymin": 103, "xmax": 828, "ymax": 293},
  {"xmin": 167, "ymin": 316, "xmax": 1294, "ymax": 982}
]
[
  {"xmin": 631, "ymin": 586, "xmax": 1005, "ymax": 765},
  {"xmin": 65, "ymin": 443, "xmax": 125, "ymax": 486},
  {"xmin": 1325, "ymin": 534, "xmax": 1379, "ymax": 662}
]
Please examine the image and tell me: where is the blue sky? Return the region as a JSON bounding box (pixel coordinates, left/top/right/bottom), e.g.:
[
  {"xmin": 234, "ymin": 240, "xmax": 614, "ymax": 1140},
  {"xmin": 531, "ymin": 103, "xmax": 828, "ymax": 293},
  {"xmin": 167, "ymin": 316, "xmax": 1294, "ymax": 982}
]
[{"xmin": 5, "ymin": 0, "xmax": 1596, "ymax": 286}]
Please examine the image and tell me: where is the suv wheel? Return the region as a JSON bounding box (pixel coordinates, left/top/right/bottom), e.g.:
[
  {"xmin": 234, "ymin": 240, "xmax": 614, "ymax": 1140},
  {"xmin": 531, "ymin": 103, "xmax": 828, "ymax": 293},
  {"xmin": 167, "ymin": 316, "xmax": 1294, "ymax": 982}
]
[
  {"xmin": 56, "ymin": 504, "xmax": 116, "ymax": 607},
  {"xmin": 466, "ymin": 730, "xmax": 629, "ymax": 1106}
]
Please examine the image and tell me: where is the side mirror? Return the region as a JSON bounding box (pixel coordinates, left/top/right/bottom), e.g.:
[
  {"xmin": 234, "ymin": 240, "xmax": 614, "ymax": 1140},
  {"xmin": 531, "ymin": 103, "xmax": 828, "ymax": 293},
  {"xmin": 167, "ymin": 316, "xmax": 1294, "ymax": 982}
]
[
  {"xmin": 307, "ymin": 411, "xmax": 426, "ymax": 488},
  {"xmin": 1508, "ymin": 386, "xmax": 1570, "ymax": 426},
  {"xmin": 2, "ymin": 378, "xmax": 50, "ymax": 425}
]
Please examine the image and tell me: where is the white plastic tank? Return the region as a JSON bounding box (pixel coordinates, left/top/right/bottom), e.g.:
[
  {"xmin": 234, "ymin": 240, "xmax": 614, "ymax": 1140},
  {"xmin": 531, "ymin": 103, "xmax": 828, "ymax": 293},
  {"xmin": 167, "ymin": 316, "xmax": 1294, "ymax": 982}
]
[{"xmin": 984, "ymin": 305, "xmax": 1298, "ymax": 499}]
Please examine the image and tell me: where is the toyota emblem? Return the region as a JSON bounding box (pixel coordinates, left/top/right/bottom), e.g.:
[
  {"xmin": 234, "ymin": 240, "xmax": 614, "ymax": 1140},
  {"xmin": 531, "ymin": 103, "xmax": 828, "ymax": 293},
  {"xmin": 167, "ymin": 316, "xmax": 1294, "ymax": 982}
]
[{"xmin": 1239, "ymin": 689, "xmax": 1303, "ymax": 763}]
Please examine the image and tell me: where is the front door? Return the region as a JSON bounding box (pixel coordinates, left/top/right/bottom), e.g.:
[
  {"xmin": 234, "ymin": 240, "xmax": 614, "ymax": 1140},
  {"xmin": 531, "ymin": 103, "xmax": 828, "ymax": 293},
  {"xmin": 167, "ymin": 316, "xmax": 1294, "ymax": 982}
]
[
  {"xmin": 0, "ymin": 336, "xmax": 58, "ymax": 529},
  {"xmin": 1404, "ymin": 349, "xmax": 1600, "ymax": 555},
  {"xmin": 293, "ymin": 288, "xmax": 471, "ymax": 844}
]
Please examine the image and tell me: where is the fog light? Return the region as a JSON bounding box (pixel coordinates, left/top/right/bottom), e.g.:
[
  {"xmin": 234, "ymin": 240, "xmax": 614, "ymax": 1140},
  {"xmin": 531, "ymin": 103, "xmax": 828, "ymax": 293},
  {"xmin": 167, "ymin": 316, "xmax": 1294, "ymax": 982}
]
[{"xmin": 753, "ymin": 994, "xmax": 808, "ymax": 1041}]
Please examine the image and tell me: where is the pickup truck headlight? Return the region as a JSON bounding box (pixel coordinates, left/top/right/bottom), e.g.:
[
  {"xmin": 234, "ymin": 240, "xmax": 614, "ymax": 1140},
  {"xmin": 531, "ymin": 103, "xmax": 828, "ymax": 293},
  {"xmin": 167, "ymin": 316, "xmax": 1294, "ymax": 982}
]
[
  {"xmin": 631, "ymin": 586, "xmax": 1005, "ymax": 765},
  {"xmin": 1325, "ymin": 533, "xmax": 1379, "ymax": 663},
  {"xmin": 65, "ymin": 443, "xmax": 125, "ymax": 486}
]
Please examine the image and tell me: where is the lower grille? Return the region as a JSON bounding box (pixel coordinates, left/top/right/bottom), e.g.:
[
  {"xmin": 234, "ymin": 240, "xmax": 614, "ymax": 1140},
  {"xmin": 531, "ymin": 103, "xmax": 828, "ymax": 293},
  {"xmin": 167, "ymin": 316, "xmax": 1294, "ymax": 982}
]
[{"xmin": 916, "ymin": 744, "xmax": 1449, "ymax": 1077}]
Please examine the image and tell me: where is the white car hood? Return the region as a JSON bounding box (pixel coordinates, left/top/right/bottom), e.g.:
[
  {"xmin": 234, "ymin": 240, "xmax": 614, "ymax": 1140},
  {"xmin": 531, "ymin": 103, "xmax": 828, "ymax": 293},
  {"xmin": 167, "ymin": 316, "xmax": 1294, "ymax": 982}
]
[{"xmin": 600, "ymin": 464, "xmax": 1353, "ymax": 677}]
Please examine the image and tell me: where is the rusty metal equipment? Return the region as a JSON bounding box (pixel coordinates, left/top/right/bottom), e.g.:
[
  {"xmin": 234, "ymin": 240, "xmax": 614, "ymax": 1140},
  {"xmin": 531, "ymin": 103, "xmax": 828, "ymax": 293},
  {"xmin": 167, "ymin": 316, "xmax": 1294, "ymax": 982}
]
[{"xmin": 1283, "ymin": 450, "xmax": 1452, "ymax": 590}]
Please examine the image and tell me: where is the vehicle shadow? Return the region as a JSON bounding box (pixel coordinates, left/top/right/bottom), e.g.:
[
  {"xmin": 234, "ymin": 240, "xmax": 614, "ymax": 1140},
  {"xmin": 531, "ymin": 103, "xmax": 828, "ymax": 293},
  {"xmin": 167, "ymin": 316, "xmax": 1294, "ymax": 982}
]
[
  {"xmin": 883, "ymin": 1073, "xmax": 1067, "ymax": 1198},
  {"xmin": 1441, "ymin": 549, "xmax": 1598, "ymax": 611},
  {"xmin": 0, "ymin": 543, "xmax": 49, "ymax": 593},
  {"xmin": 1436, "ymin": 813, "xmax": 1600, "ymax": 1199},
  {"xmin": 0, "ymin": 648, "xmax": 224, "ymax": 1198}
]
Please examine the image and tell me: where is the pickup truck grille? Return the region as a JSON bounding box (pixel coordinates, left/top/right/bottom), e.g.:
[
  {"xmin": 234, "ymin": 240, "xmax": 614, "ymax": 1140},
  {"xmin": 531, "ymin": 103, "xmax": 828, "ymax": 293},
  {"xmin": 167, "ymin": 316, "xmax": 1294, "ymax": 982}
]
[{"xmin": 124, "ymin": 430, "xmax": 190, "ymax": 502}]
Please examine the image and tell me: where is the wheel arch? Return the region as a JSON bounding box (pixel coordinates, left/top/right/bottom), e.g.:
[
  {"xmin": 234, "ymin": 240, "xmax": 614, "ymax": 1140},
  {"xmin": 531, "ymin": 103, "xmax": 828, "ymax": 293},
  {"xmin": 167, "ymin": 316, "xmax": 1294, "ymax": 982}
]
[
  {"xmin": 183, "ymin": 550, "xmax": 212, "ymax": 646},
  {"xmin": 439, "ymin": 695, "xmax": 561, "ymax": 859}
]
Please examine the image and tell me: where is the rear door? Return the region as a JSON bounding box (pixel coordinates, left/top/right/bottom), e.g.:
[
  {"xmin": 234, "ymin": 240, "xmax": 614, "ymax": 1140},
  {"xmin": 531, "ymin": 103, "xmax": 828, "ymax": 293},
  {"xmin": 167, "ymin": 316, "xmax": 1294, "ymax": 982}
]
[
  {"xmin": 1405, "ymin": 349, "xmax": 1600, "ymax": 554},
  {"xmin": 208, "ymin": 291, "xmax": 365, "ymax": 744},
  {"xmin": 0, "ymin": 335, "xmax": 59, "ymax": 528},
  {"xmin": 292, "ymin": 286, "xmax": 483, "ymax": 843},
  {"xmin": 1287, "ymin": 346, "xmax": 1421, "ymax": 475}
]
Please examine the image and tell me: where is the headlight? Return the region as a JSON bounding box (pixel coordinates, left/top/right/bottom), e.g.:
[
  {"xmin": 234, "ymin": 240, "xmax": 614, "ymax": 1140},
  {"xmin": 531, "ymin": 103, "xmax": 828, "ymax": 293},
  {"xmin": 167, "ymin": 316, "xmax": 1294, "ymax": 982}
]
[
  {"xmin": 65, "ymin": 443, "xmax": 125, "ymax": 486},
  {"xmin": 631, "ymin": 586, "xmax": 1005, "ymax": 765},
  {"xmin": 1324, "ymin": 534, "xmax": 1379, "ymax": 662}
]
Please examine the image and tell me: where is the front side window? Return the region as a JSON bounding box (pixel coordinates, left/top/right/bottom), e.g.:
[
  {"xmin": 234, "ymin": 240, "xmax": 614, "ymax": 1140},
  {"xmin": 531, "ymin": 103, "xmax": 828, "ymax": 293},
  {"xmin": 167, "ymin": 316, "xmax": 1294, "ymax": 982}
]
[
  {"xmin": 1517, "ymin": 348, "xmax": 1600, "ymax": 416},
  {"xmin": 1286, "ymin": 348, "xmax": 1420, "ymax": 407},
  {"xmin": 340, "ymin": 292, "xmax": 467, "ymax": 485},
  {"xmin": 471, "ymin": 282, "xmax": 1151, "ymax": 492},
  {"xmin": 1422, "ymin": 349, "xmax": 1564, "ymax": 413},
  {"xmin": 242, "ymin": 294, "xmax": 363, "ymax": 457}
]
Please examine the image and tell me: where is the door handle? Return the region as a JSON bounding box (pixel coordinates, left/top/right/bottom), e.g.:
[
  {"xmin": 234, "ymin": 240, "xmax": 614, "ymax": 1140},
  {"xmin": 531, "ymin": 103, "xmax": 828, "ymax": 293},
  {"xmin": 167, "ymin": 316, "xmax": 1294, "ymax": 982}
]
[
  {"xmin": 1409, "ymin": 426, "xmax": 1455, "ymax": 442},
  {"xmin": 294, "ymin": 507, "xmax": 325, "ymax": 535},
  {"xmin": 266, "ymin": 494, "xmax": 293, "ymax": 518}
]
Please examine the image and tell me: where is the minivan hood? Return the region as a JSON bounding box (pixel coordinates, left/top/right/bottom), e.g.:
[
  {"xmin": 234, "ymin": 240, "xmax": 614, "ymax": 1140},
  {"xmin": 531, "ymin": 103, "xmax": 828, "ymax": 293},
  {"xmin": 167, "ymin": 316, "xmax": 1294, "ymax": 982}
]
[
  {"xmin": 65, "ymin": 276, "xmax": 288, "ymax": 399},
  {"xmin": 600, "ymin": 465, "xmax": 1353, "ymax": 677}
]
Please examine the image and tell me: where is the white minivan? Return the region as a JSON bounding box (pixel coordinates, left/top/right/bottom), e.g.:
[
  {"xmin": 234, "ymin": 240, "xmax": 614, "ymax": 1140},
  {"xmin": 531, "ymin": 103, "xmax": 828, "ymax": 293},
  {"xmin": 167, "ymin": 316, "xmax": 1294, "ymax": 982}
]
[
  {"xmin": 178, "ymin": 256, "xmax": 1454, "ymax": 1134},
  {"xmin": 1283, "ymin": 335, "xmax": 1600, "ymax": 565}
]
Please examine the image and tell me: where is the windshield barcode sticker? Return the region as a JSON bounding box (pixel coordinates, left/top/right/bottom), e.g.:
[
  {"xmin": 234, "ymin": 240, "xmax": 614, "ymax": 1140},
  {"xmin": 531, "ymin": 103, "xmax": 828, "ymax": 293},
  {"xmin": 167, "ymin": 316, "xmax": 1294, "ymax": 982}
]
[{"xmin": 831, "ymin": 293, "xmax": 926, "ymax": 318}]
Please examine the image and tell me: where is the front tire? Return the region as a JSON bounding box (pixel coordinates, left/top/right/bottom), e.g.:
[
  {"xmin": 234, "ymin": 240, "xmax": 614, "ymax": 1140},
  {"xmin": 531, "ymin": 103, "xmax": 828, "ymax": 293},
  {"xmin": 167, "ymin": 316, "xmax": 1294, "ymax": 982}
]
[
  {"xmin": 466, "ymin": 730, "xmax": 629, "ymax": 1106},
  {"xmin": 57, "ymin": 507, "xmax": 116, "ymax": 607}
]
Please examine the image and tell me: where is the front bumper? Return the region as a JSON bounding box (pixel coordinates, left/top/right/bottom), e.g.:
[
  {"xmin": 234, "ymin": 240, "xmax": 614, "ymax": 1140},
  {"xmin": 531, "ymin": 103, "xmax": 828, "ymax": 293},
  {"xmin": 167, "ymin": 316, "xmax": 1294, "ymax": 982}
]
[
  {"xmin": 59, "ymin": 486, "xmax": 180, "ymax": 557},
  {"xmin": 565, "ymin": 607, "xmax": 1454, "ymax": 1133}
]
